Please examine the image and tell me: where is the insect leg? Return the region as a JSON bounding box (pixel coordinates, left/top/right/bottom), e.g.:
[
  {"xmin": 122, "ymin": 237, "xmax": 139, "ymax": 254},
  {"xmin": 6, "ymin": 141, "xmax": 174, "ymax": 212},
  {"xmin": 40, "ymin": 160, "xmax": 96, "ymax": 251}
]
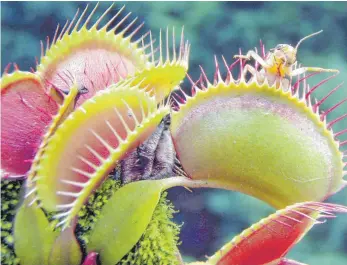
[
  {"xmin": 290, "ymin": 67, "xmax": 339, "ymax": 77},
  {"xmin": 241, "ymin": 65, "xmax": 259, "ymax": 80},
  {"xmin": 234, "ymin": 50, "xmax": 271, "ymax": 68}
]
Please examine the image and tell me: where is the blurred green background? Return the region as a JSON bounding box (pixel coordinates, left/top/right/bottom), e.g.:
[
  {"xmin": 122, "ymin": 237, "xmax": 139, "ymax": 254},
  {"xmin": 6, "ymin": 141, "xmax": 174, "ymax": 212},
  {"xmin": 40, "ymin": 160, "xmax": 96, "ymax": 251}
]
[{"xmin": 2, "ymin": 1, "xmax": 346, "ymax": 264}]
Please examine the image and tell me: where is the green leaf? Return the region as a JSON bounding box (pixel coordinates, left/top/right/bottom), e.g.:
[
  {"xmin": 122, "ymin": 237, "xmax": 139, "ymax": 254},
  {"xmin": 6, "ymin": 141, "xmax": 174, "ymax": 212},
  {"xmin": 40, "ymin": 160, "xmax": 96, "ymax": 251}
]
[
  {"xmin": 48, "ymin": 226, "xmax": 82, "ymax": 265},
  {"xmin": 86, "ymin": 179, "xmax": 176, "ymax": 265},
  {"xmin": 14, "ymin": 200, "xmax": 58, "ymax": 265}
]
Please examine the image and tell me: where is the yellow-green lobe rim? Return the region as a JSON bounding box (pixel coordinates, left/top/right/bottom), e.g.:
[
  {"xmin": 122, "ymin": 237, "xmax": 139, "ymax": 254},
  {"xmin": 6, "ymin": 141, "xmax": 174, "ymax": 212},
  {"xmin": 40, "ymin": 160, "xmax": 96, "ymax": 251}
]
[
  {"xmin": 25, "ymin": 83, "xmax": 80, "ymax": 196},
  {"xmin": 36, "ymin": 3, "xmax": 149, "ymax": 77}
]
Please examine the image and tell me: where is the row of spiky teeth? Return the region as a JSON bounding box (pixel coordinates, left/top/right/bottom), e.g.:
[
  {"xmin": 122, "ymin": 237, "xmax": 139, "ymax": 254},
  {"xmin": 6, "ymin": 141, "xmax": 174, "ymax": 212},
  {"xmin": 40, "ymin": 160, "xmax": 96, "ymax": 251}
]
[
  {"xmin": 171, "ymin": 55, "xmax": 347, "ymax": 150},
  {"xmin": 143, "ymin": 27, "xmax": 191, "ymax": 68},
  {"xmin": 37, "ymin": 3, "xmax": 190, "ymax": 75},
  {"xmin": 42, "ymin": 3, "xmax": 145, "ymax": 56}
]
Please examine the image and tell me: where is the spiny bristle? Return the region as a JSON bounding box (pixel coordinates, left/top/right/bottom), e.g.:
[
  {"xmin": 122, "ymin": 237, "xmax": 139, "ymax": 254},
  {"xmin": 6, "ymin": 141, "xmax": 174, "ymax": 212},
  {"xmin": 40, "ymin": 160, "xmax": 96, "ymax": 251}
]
[
  {"xmin": 273, "ymin": 218, "xmax": 293, "ymax": 228},
  {"xmin": 320, "ymin": 97, "xmax": 347, "ymax": 120},
  {"xmin": 335, "ymin": 128, "xmax": 347, "ymax": 138},
  {"xmin": 139, "ymin": 31, "xmax": 154, "ymax": 51},
  {"xmin": 327, "ymin": 113, "xmax": 347, "ymax": 129},
  {"xmin": 144, "ymin": 27, "xmax": 190, "ymax": 67},
  {"xmin": 199, "ymin": 65, "xmax": 210, "ymax": 86},
  {"xmin": 278, "ymin": 214, "xmax": 302, "ymax": 225},
  {"xmin": 186, "ymin": 73, "xmax": 198, "ymax": 96},
  {"xmin": 305, "ymin": 74, "xmax": 338, "ymax": 100},
  {"xmin": 173, "ymin": 164, "xmax": 188, "ymax": 177},
  {"xmin": 67, "ymin": 6, "xmax": 80, "ymax": 33},
  {"xmin": 57, "ymin": 190, "xmax": 81, "ymax": 198},
  {"xmin": 221, "ymin": 55, "xmax": 234, "ymax": 84},
  {"xmin": 61, "ymin": 179, "xmax": 88, "ymax": 188},
  {"xmin": 93, "ymin": 3, "xmax": 115, "ymax": 29},
  {"xmin": 292, "ymin": 72, "xmax": 318, "ymax": 95},
  {"xmin": 24, "ymin": 187, "xmax": 37, "ymax": 199},
  {"xmin": 58, "ymin": 19, "xmax": 69, "ymax": 40},
  {"xmin": 103, "ymin": 5, "xmax": 125, "ymax": 30},
  {"xmin": 289, "ymin": 209, "xmax": 325, "ymax": 224},
  {"xmin": 238, "ymin": 48, "xmax": 244, "ymax": 81},
  {"xmin": 213, "ymin": 55, "xmax": 222, "ymax": 85},
  {"xmin": 313, "ymin": 82, "xmax": 344, "ymax": 113},
  {"xmin": 259, "ymin": 39, "xmax": 266, "ymax": 58},
  {"xmin": 275, "ymin": 202, "xmax": 347, "ymax": 228},
  {"xmin": 3, "ymin": 62, "xmax": 12, "ymax": 74},
  {"xmin": 40, "ymin": 3, "xmax": 146, "ymax": 62}
]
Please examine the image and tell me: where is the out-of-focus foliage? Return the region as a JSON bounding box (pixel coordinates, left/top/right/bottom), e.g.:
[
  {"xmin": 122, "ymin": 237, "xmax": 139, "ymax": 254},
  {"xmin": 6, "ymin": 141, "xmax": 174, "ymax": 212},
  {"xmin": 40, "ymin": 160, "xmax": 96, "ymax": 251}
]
[
  {"xmin": 1, "ymin": 180, "xmax": 22, "ymax": 265},
  {"xmin": 1, "ymin": 2, "xmax": 346, "ymax": 264}
]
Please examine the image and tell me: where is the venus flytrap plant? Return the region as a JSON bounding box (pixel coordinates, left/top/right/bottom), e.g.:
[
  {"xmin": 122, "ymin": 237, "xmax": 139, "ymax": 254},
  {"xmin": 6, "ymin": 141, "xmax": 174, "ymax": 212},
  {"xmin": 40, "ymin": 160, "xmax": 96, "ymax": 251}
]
[
  {"xmin": 1, "ymin": 3, "xmax": 347, "ymax": 265},
  {"xmin": 170, "ymin": 54, "xmax": 346, "ymax": 209}
]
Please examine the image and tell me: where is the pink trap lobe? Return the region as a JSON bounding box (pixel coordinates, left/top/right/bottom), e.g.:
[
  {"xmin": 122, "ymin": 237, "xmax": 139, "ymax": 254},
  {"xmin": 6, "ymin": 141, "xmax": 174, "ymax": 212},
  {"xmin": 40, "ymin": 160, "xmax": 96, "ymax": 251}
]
[{"xmin": 1, "ymin": 79, "xmax": 58, "ymax": 178}]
